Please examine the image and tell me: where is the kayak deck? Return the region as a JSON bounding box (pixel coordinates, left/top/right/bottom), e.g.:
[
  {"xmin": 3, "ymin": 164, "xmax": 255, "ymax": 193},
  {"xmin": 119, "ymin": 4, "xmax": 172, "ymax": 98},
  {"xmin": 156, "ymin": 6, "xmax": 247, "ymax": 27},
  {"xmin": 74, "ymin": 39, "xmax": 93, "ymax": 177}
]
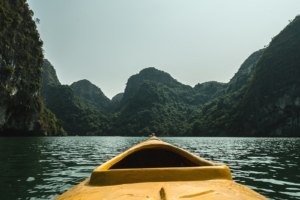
[{"xmin": 56, "ymin": 178, "xmax": 267, "ymax": 200}]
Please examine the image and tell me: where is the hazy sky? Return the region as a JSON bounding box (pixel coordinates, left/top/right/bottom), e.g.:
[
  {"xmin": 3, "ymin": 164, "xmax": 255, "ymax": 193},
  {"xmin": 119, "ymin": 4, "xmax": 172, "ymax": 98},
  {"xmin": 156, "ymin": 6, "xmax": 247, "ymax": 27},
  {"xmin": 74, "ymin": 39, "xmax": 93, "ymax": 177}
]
[{"xmin": 27, "ymin": 0, "xmax": 300, "ymax": 99}]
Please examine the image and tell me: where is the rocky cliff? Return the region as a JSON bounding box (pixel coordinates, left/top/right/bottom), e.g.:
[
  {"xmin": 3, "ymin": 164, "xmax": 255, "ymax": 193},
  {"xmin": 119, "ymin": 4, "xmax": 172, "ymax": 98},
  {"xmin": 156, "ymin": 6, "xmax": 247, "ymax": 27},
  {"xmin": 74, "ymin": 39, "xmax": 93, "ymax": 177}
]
[
  {"xmin": 0, "ymin": 0, "xmax": 65, "ymax": 136},
  {"xmin": 242, "ymin": 15, "xmax": 300, "ymax": 136}
]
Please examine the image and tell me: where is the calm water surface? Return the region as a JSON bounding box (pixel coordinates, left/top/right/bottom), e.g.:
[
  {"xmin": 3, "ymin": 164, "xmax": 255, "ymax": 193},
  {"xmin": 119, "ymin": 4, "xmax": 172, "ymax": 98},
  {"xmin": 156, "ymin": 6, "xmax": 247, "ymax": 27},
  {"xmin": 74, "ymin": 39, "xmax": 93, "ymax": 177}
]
[{"xmin": 0, "ymin": 137, "xmax": 299, "ymax": 200}]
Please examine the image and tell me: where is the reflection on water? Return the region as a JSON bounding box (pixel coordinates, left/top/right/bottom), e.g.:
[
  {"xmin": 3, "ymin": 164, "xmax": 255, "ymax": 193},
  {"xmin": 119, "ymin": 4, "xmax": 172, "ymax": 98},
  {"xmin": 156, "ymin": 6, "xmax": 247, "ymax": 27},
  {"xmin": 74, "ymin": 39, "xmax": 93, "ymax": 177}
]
[{"xmin": 0, "ymin": 137, "xmax": 299, "ymax": 199}]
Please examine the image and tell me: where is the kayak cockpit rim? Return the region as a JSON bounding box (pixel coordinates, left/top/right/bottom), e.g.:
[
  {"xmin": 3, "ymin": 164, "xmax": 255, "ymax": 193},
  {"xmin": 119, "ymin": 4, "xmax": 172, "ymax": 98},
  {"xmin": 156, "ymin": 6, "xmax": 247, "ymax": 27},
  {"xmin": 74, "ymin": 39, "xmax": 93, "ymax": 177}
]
[
  {"xmin": 88, "ymin": 137, "xmax": 232, "ymax": 186},
  {"xmin": 96, "ymin": 139, "xmax": 216, "ymax": 170}
]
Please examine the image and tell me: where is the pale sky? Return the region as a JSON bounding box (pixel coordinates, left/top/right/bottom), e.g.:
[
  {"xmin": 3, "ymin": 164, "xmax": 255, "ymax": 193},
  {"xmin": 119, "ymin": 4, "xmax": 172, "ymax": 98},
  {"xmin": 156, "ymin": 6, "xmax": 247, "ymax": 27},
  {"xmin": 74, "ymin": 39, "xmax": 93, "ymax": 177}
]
[{"xmin": 27, "ymin": 0, "xmax": 300, "ymax": 99}]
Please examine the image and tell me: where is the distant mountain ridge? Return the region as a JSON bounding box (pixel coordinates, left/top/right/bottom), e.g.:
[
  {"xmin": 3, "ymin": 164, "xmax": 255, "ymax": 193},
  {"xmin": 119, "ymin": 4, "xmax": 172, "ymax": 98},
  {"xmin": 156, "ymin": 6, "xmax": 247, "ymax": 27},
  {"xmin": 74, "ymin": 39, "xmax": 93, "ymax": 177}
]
[
  {"xmin": 40, "ymin": 15, "xmax": 300, "ymax": 137},
  {"xmin": 120, "ymin": 67, "xmax": 188, "ymax": 106}
]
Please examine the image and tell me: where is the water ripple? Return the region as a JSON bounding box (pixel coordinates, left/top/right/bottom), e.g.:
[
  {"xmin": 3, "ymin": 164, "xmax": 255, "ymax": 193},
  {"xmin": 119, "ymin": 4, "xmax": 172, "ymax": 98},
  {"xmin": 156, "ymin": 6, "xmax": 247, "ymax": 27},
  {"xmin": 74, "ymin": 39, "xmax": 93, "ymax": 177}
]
[{"xmin": 0, "ymin": 137, "xmax": 299, "ymax": 200}]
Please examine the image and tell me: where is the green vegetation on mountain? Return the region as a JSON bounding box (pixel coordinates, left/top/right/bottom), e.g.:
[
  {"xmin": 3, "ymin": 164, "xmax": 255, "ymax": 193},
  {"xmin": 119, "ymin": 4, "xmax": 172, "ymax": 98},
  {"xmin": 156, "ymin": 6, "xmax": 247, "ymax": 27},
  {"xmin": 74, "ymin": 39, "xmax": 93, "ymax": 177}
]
[
  {"xmin": 70, "ymin": 80, "xmax": 111, "ymax": 112},
  {"xmin": 41, "ymin": 59, "xmax": 61, "ymax": 88},
  {"xmin": 113, "ymin": 80, "xmax": 191, "ymax": 136},
  {"xmin": 0, "ymin": 0, "xmax": 65, "ymax": 136},
  {"xmin": 42, "ymin": 84, "xmax": 113, "ymax": 136},
  {"xmin": 40, "ymin": 64, "xmax": 114, "ymax": 135},
  {"xmin": 194, "ymin": 81, "xmax": 226, "ymax": 104},
  {"xmin": 4, "ymin": 2, "xmax": 299, "ymax": 137},
  {"xmin": 120, "ymin": 68, "xmax": 189, "ymax": 106},
  {"xmin": 110, "ymin": 93, "xmax": 124, "ymax": 111},
  {"xmin": 191, "ymin": 15, "xmax": 300, "ymax": 137},
  {"xmin": 189, "ymin": 49, "xmax": 265, "ymax": 136},
  {"xmin": 111, "ymin": 67, "xmax": 229, "ymax": 136},
  {"xmin": 242, "ymin": 15, "xmax": 300, "ymax": 136},
  {"xmin": 112, "ymin": 93, "xmax": 123, "ymax": 102},
  {"xmin": 225, "ymin": 49, "xmax": 264, "ymax": 94}
]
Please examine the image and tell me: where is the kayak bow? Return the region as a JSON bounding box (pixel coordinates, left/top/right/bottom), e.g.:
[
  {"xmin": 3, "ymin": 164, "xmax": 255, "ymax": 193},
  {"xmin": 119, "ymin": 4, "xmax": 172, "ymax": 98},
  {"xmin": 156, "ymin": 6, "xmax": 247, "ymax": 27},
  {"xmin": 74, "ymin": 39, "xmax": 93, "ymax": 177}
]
[{"xmin": 56, "ymin": 136, "xmax": 267, "ymax": 200}]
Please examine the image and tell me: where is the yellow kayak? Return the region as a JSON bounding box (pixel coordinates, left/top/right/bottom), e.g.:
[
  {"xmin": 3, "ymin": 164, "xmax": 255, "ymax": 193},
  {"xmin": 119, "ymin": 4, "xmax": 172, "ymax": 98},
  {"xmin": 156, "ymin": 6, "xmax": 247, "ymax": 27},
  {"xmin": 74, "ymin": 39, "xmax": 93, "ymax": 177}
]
[{"xmin": 56, "ymin": 136, "xmax": 267, "ymax": 200}]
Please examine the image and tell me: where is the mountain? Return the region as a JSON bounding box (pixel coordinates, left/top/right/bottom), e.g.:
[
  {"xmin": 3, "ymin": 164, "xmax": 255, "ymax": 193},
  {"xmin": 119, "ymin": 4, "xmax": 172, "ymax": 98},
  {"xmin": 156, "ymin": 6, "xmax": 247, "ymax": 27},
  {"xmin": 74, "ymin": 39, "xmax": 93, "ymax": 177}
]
[
  {"xmin": 112, "ymin": 93, "xmax": 123, "ymax": 102},
  {"xmin": 193, "ymin": 81, "xmax": 226, "ymax": 104},
  {"xmin": 225, "ymin": 49, "xmax": 264, "ymax": 94},
  {"xmin": 113, "ymin": 82, "xmax": 189, "ymax": 136},
  {"xmin": 41, "ymin": 84, "xmax": 112, "ymax": 136},
  {"xmin": 189, "ymin": 50, "xmax": 265, "ymax": 136},
  {"xmin": 110, "ymin": 93, "xmax": 124, "ymax": 111},
  {"xmin": 70, "ymin": 79, "xmax": 111, "ymax": 111},
  {"xmin": 120, "ymin": 67, "xmax": 191, "ymax": 106},
  {"xmin": 242, "ymin": 15, "xmax": 300, "ymax": 136},
  {"xmin": 42, "ymin": 59, "xmax": 61, "ymax": 87},
  {"xmin": 191, "ymin": 15, "xmax": 300, "ymax": 137},
  {"xmin": 38, "ymin": 14, "xmax": 300, "ymax": 137},
  {"xmin": 0, "ymin": 0, "xmax": 65, "ymax": 136},
  {"xmin": 40, "ymin": 59, "xmax": 114, "ymax": 136},
  {"xmin": 112, "ymin": 68, "xmax": 204, "ymax": 136}
]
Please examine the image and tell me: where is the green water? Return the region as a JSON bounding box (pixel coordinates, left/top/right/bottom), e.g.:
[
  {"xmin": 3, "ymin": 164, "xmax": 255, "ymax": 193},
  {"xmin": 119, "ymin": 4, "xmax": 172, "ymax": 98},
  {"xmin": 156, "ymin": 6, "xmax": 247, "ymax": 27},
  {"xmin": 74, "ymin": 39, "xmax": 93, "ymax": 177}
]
[{"xmin": 0, "ymin": 137, "xmax": 299, "ymax": 200}]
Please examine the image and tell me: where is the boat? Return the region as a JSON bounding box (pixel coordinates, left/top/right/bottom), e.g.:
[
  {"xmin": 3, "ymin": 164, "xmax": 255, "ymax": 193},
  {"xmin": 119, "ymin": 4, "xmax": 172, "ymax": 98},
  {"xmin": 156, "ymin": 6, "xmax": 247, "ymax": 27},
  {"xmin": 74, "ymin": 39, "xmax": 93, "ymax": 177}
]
[{"xmin": 56, "ymin": 135, "xmax": 267, "ymax": 200}]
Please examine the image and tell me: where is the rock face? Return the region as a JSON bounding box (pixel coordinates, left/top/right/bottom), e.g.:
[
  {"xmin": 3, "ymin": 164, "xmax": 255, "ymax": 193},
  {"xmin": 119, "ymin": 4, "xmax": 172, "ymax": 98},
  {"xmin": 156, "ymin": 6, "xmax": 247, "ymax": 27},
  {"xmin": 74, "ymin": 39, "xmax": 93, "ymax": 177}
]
[
  {"xmin": 0, "ymin": 1, "xmax": 65, "ymax": 136},
  {"xmin": 70, "ymin": 79, "xmax": 111, "ymax": 111},
  {"xmin": 242, "ymin": 15, "xmax": 300, "ymax": 136},
  {"xmin": 0, "ymin": 0, "xmax": 43, "ymax": 133}
]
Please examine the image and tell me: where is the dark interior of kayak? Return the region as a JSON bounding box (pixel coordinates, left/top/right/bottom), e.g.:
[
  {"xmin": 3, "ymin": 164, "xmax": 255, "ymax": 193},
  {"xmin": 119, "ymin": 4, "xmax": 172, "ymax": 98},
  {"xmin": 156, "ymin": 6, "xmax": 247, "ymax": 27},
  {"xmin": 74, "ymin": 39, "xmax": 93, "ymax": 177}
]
[{"xmin": 110, "ymin": 148, "xmax": 200, "ymax": 169}]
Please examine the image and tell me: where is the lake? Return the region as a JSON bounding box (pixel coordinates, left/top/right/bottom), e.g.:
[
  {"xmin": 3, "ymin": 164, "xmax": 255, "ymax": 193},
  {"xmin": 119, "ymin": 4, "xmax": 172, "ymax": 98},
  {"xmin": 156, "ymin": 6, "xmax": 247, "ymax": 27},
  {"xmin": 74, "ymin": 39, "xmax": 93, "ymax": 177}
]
[{"xmin": 0, "ymin": 137, "xmax": 299, "ymax": 200}]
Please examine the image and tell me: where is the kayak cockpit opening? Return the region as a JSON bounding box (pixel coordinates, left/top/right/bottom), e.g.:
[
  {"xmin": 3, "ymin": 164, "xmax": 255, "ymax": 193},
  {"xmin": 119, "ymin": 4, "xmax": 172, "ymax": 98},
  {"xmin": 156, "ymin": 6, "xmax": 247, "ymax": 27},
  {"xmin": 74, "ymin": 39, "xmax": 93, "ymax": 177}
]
[
  {"xmin": 109, "ymin": 148, "xmax": 200, "ymax": 169},
  {"xmin": 89, "ymin": 138, "xmax": 230, "ymax": 186}
]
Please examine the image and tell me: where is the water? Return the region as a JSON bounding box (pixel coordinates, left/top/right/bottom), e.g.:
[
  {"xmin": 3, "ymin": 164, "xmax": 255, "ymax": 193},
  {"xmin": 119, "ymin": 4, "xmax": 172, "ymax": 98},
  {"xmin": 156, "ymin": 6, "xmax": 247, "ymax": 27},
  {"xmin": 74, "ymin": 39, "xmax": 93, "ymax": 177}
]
[{"xmin": 0, "ymin": 137, "xmax": 299, "ymax": 200}]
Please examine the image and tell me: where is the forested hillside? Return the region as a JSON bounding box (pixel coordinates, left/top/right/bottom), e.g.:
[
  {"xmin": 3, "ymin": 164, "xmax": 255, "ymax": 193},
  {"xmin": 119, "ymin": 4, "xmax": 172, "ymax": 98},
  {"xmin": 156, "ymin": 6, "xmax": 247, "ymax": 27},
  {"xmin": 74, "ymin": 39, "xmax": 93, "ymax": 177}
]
[
  {"xmin": 41, "ymin": 56, "xmax": 258, "ymax": 136},
  {"xmin": 41, "ymin": 59, "xmax": 61, "ymax": 88},
  {"xmin": 70, "ymin": 80, "xmax": 111, "ymax": 112},
  {"xmin": 187, "ymin": 49, "xmax": 265, "ymax": 136},
  {"xmin": 2, "ymin": 1, "xmax": 298, "ymax": 137},
  {"xmin": 190, "ymin": 15, "xmax": 300, "ymax": 137},
  {"xmin": 242, "ymin": 15, "xmax": 300, "ymax": 136},
  {"xmin": 39, "ymin": 15, "xmax": 300, "ymax": 137},
  {"xmin": 0, "ymin": 0, "xmax": 65, "ymax": 136},
  {"xmin": 41, "ymin": 84, "xmax": 113, "ymax": 136}
]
